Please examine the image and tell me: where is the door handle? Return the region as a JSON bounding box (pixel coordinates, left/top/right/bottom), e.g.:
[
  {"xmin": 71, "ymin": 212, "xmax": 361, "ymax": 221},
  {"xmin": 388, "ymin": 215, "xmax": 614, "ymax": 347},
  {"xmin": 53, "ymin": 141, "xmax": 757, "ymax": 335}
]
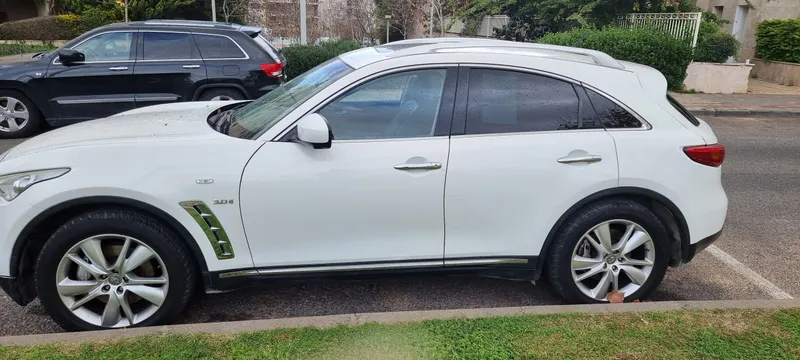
[
  {"xmin": 557, "ymin": 155, "xmax": 602, "ymax": 164},
  {"xmin": 394, "ymin": 162, "xmax": 442, "ymax": 171},
  {"xmin": 108, "ymin": 66, "xmax": 128, "ymax": 71},
  {"xmin": 182, "ymin": 65, "xmax": 201, "ymax": 69}
]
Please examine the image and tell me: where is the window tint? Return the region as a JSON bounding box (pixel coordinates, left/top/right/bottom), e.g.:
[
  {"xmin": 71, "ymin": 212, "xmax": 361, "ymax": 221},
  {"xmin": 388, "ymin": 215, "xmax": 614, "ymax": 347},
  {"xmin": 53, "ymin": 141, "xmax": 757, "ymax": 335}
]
[
  {"xmin": 194, "ymin": 34, "xmax": 246, "ymax": 59},
  {"xmin": 142, "ymin": 32, "xmax": 198, "ymax": 60},
  {"xmin": 585, "ymin": 88, "xmax": 642, "ymax": 129},
  {"xmin": 72, "ymin": 32, "xmax": 134, "ymax": 62},
  {"xmin": 318, "ymin": 69, "xmax": 447, "ymax": 140},
  {"xmin": 465, "ymin": 69, "xmax": 581, "ymax": 134}
]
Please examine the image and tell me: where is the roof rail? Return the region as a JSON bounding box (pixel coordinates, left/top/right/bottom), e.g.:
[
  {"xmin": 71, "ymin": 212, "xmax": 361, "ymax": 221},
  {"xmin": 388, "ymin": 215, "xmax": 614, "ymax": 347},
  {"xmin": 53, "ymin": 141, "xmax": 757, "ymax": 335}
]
[{"xmin": 390, "ymin": 38, "xmax": 625, "ymax": 70}]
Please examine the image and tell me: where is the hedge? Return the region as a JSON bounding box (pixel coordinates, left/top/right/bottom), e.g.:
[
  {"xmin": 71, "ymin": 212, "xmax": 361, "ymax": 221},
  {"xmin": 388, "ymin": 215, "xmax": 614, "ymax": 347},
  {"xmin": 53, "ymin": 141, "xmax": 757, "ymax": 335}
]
[
  {"xmin": 0, "ymin": 43, "xmax": 56, "ymax": 57},
  {"xmin": 282, "ymin": 40, "xmax": 361, "ymax": 79},
  {"xmin": 0, "ymin": 15, "xmax": 86, "ymax": 41},
  {"xmin": 539, "ymin": 27, "xmax": 693, "ymax": 90},
  {"xmin": 756, "ymin": 19, "xmax": 800, "ymax": 63},
  {"xmin": 693, "ymin": 32, "xmax": 739, "ymax": 63}
]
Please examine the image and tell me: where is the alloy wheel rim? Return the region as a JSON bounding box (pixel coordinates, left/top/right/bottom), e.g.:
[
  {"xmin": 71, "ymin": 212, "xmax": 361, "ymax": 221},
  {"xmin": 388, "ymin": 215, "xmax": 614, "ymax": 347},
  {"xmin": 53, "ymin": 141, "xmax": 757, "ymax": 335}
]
[
  {"xmin": 570, "ymin": 219, "xmax": 655, "ymax": 301},
  {"xmin": 0, "ymin": 96, "xmax": 30, "ymax": 133},
  {"xmin": 55, "ymin": 234, "xmax": 169, "ymax": 328},
  {"xmin": 210, "ymin": 95, "xmax": 233, "ymax": 101}
]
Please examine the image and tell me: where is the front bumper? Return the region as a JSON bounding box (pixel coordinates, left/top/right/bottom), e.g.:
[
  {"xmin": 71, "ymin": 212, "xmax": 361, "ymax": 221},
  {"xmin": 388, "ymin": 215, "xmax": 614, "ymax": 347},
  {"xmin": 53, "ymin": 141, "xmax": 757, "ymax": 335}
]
[
  {"xmin": 0, "ymin": 275, "xmax": 30, "ymax": 306},
  {"xmin": 685, "ymin": 228, "xmax": 723, "ymax": 263}
]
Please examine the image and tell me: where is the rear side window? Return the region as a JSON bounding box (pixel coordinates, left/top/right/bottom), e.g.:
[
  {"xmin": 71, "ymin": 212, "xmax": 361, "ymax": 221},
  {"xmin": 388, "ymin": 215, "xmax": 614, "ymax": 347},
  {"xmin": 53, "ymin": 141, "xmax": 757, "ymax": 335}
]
[
  {"xmin": 585, "ymin": 88, "xmax": 643, "ymax": 129},
  {"xmin": 194, "ymin": 34, "xmax": 247, "ymax": 60},
  {"xmin": 142, "ymin": 32, "xmax": 198, "ymax": 60},
  {"xmin": 255, "ymin": 35, "xmax": 284, "ymax": 62},
  {"xmin": 667, "ymin": 94, "xmax": 701, "ymax": 126},
  {"xmin": 464, "ymin": 69, "xmax": 586, "ymax": 134}
]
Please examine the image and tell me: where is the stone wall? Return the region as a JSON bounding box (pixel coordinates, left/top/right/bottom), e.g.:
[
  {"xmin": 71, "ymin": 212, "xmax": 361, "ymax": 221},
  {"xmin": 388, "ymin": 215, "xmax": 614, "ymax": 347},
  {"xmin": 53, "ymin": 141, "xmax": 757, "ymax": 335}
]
[
  {"xmin": 684, "ymin": 62, "xmax": 754, "ymax": 94},
  {"xmin": 751, "ymin": 59, "xmax": 800, "ymax": 87}
]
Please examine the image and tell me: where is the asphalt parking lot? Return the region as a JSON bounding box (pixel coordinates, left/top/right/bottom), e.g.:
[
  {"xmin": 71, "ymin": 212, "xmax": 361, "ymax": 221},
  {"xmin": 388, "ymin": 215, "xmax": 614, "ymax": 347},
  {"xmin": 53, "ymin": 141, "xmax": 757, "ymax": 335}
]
[{"xmin": 0, "ymin": 115, "xmax": 797, "ymax": 336}]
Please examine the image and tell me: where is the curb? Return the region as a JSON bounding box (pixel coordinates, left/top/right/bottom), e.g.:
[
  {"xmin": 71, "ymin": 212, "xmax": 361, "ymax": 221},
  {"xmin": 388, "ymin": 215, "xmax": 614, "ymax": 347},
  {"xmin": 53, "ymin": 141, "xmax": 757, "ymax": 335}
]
[
  {"xmin": 2, "ymin": 299, "xmax": 799, "ymax": 346},
  {"xmin": 689, "ymin": 108, "xmax": 800, "ymax": 118}
]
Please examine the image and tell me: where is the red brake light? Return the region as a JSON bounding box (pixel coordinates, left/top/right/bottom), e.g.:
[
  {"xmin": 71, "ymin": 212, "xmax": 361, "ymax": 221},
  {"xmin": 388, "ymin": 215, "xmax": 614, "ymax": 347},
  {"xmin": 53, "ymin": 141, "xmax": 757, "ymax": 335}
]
[
  {"xmin": 684, "ymin": 144, "xmax": 725, "ymax": 167},
  {"xmin": 260, "ymin": 62, "xmax": 284, "ymax": 78}
]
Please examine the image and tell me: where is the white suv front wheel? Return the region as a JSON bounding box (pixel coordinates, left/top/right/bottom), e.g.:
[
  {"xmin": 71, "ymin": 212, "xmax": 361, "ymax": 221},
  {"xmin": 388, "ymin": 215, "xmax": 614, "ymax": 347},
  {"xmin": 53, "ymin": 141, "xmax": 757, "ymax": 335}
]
[{"xmin": 35, "ymin": 210, "xmax": 196, "ymax": 331}]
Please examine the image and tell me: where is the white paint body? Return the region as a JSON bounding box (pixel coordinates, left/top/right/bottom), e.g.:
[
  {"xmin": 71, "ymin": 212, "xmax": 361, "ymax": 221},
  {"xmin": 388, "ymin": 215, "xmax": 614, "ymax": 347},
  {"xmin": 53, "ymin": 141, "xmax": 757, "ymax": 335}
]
[{"xmin": 0, "ymin": 39, "xmax": 727, "ymax": 281}]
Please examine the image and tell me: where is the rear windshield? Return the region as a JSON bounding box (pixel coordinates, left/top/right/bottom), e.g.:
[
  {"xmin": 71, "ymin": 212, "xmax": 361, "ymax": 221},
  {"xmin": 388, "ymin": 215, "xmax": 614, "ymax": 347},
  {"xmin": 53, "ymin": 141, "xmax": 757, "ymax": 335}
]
[
  {"xmin": 254, "ymin": 35, "xmax": 285, "ymax": 63},
  {"xmin": 667, "ymin": 94, "xmax": 700, "ymax": 126}
]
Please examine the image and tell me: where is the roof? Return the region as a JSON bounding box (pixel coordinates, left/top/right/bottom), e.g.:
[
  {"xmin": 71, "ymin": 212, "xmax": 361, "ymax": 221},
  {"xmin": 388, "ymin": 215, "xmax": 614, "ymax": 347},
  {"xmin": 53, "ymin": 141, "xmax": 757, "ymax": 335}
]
[
  {"xmin": 99, "ymin": 20, "xmax": 263, "ymax": 36},
  {"xmin": 339, "ymin": 38, "xmax": 626, "ymax": 71}
]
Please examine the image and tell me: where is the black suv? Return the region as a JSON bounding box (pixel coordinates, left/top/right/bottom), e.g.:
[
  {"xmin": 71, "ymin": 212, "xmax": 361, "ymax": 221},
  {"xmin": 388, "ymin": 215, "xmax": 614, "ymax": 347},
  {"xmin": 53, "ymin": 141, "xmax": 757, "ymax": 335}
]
[{"xmin": 0, "ymin": 20, "xmax": 286, "ymax": 138}]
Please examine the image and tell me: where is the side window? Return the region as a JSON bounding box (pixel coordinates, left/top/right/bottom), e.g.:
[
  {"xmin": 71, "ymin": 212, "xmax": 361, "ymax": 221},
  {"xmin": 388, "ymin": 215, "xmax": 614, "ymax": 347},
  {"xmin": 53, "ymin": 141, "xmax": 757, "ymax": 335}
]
[
  {"xmin": 465, "ymin": 69, "xmax": 582, "ymax": 134},
  {"xmin": 194, "ymin": 34, "xmax": 246, "ymax": 59},
  {"xmin": 585, "ymin": 88, "xmax": 642, "ymax": 129},
  {"xmin": 72, "ymin": 32, "xmax": 134, "ymax": 62},
  {"xmin": 142, "ymin": 32, "xmax": 198, "ymax": 61},
  {"xmin": 318, "ymin": 69, "xmax": 447, "ymax": 140}
]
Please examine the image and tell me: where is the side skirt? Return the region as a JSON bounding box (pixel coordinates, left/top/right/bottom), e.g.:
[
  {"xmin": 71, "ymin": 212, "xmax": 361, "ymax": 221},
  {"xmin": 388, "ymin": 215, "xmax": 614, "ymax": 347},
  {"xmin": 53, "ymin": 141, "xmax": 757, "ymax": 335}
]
[{"xmin": 205, "ymin": 257, "xmax": 539, "ymax": 293}]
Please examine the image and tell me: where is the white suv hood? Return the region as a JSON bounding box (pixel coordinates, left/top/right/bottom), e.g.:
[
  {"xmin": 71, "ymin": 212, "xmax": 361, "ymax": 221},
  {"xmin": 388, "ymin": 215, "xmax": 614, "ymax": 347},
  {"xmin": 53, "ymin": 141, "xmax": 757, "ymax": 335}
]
[{"xmin": 4, "ymin": 102, "xmax": 229, "ymax": 160}]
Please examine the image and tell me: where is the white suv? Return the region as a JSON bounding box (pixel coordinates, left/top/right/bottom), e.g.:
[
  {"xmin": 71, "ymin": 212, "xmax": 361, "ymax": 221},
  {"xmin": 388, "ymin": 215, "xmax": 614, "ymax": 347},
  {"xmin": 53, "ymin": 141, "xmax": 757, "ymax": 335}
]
[{"xmin": 0, "ymin": 38, "xmax": 727, "ymax": 331}]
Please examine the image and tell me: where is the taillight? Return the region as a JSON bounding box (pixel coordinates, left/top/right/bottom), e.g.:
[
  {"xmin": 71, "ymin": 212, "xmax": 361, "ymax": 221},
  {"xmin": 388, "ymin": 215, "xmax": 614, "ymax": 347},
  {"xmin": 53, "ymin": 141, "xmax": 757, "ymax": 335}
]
[
  {"xmin": 260, "ymin": 62, "xmax": 284, "ymax": 78},
  {"xmin": 683, "ymin": 144, "xmax": 725, "ymax": 167}
]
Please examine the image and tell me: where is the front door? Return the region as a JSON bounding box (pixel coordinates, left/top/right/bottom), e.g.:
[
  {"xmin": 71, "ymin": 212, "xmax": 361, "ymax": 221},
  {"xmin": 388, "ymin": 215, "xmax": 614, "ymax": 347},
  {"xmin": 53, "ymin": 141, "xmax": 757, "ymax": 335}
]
[
  {"xmin": 133, "ymin": 31, "xmax": 206, "ymax": 107},
  {"xmin": 240, "ymin": 68, "xmax": 457, "ymax": 269},
  {"xmin": 444, "ymin": 67, "xmax": 619, "ymax": 261},
  {"xmin": 46, "ymin": 31, "xmax": 138, "ymax": 121}
]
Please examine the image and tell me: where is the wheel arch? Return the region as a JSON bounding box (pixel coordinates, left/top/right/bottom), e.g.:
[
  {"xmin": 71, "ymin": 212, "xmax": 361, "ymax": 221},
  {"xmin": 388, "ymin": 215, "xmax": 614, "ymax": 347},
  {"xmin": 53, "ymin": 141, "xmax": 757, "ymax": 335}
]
[
  {"xmin": 192, "ymin": 84, "xmax": 250, "ymax": 101},
  {"xmin": 535, "ymin": 187, "xmax": 690, "ymax": 280},
  {"xmin": 0, "ymin": 83, "xmax": 51, "ymax": 119},
  {"xmin": 10, "ymin": 196, "xmax": 210, "ymax": 303}
]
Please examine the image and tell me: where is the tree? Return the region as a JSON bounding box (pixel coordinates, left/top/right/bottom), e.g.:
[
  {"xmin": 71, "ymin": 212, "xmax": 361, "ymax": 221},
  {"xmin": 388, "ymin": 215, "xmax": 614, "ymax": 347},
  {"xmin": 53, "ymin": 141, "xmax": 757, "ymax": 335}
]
[
  {"xmin": 221, "ymin": 0, "xmax": 252, "ymax": 22},
  {"xmin": 376, "ymin": 0, "xmax": 428, "ymax": 40}
]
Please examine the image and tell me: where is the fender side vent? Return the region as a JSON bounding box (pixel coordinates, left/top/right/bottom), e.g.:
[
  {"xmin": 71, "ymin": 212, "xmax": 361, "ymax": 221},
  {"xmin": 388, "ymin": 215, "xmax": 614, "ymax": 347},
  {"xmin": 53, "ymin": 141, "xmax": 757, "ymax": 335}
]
[{"xmin": 179, "ymin": 200, "xmax": 235, "ymax": 260}]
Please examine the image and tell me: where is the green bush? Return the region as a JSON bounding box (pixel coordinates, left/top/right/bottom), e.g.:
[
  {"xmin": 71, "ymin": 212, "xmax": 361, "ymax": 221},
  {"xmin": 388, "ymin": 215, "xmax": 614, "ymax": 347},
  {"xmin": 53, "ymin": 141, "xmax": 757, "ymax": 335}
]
[
  {"xmin": 694, "ymin": 32, "xmax": 739, "ymax": 63},
  {"xmin": 0, "ymin": 42, "xmax": 56, "ymax": 57},
  {"xmin": 282, "ymin": 40, "xmax": 361, "ymax": 79},
  {"xmin": 82, "ymin": 7, "xmax": 121, "ymax": 30},
  {"xmin": 0, "ymin": 15, "xmax": 86, "ymax": 41},
  {"xmin": 756, "ymin": 19, "xmax": 800, "ymax": 63},
  {"xmin": 539, "ymin": 27, "xmax": 693, "ymax": 90}
]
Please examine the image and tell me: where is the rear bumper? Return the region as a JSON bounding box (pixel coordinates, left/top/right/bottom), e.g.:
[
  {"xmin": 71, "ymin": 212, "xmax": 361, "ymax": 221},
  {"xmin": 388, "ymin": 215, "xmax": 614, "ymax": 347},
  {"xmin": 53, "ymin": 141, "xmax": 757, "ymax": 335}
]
[
  {"xmin": 0, "ymin": 275, "xmax": 29, "ymax": 306},
  {"xmin": 685, "ymin": 228, "xmax": 723, "ymax": 263}
]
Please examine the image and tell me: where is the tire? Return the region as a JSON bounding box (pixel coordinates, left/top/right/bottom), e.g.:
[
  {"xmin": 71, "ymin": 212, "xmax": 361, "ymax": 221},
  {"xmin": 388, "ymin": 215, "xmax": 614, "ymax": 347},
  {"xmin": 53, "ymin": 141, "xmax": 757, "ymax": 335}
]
[
  {"xmin": 546, "ymin": 199, "xmax": 670, "ymax": 304},
  {"xmin": 0, "ymin": 90, "xmax": 42, "ymax": 139},
  {"xmin": 198, "ymin": 88, "xmax": 246, "ymax": 102},
  {"xmin": 35, "ymin": 209, "xmax": 196, "ymax": 331}
]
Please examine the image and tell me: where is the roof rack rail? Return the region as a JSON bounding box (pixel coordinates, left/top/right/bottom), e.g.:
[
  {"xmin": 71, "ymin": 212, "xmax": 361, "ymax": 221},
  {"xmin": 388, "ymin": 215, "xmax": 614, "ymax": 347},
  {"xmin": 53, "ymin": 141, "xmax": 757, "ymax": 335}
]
[{"xmin": 390, "ymin": 38, "xmax": 625, "ymax": 70}]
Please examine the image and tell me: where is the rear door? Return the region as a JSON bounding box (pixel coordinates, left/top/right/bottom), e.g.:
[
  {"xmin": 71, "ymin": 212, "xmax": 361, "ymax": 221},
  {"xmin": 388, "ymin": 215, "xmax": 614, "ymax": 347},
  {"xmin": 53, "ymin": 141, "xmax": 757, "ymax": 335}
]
[
  {"xmin": 444, "ymin": 67, "xmax": 619, "ymax": 261},
  {"xmin": 193, "ymin": 32, "xmax": 259, "ymax": 99},
  {"xmin": 46, "ymin": 31, "xmax": 138, "ymax": 120},
  {"xmin": 133, "ymin": 31, "xmax": 206, "ymax": 107}
]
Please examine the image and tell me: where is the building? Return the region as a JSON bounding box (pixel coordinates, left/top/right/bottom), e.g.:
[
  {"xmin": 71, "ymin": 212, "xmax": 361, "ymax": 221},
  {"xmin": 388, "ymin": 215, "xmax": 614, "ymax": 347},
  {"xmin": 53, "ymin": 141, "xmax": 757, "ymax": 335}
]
[
  {"xmin": 695, "ymin": 0, "xmax": 800, "ymax": 61},
  {"xmin": 0, "ymin": 0, "xmax": 49, "ymax": 23}
]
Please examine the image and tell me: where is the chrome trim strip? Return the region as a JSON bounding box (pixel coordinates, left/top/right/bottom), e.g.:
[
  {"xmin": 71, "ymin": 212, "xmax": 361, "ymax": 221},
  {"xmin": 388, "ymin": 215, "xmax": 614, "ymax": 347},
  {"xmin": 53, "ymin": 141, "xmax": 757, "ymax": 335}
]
[
  {"xmin": 444, "ymin": 258, "xmax": 530, "ymax": 266},
  {"xmin": 179, "ymin": 200, "xmax": 235, "ymax": 260},
  {"xmin": 219, "ymin": 270, "xmax": 259, "ymax": 278},
  {"xmin": 56, "ymin": 98, "xmax": 135, "ymax": 105},
  {"xmin": 257, "ymin": 261, "xmax": 443, "ymax": 275},
  {"xmin": 135, "ymin": 96, "xmax": 179, "ymax": 102}
]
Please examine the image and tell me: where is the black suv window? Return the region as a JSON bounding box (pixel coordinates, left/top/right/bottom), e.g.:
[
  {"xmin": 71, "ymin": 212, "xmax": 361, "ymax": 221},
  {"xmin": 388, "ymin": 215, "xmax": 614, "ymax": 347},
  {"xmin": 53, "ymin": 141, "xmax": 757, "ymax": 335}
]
[
  {"xmin": 585, "ymin": 88, "xmax": 642, "ymax": 129},
  {"xmin": 194, "ymin": 34, "xmax": 247, "ymax": 60},
  {"xmin": 465, "ymin": 69, "xmax": 584, "ymax": 134},
  {"xmin": 142, "ymin": 32, "xmax": 198, "ymax": 60},
  {"xmin": 72, "ymin": 32, "xmax": 135, "ymax": 62}
]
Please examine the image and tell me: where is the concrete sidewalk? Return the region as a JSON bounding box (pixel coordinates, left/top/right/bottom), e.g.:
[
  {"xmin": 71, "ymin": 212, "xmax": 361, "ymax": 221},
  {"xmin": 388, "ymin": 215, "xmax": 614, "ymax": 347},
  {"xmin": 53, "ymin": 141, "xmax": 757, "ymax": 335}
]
[
  {"xmin": 2, "ymin": 299, "xmax": 799, "ymax": 346},
  {"xmin": 674, "ymin": 92, "xmax": 800, "ymax": 118}
]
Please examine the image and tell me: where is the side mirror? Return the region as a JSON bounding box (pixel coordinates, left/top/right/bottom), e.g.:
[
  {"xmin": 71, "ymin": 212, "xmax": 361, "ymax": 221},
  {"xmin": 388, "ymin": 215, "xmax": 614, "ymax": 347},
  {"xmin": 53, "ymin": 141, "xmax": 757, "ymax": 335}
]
[
  {"xmin": 58, "ymin": 49, "xmax": 85, "ymax": 65},
  {"xmin": 295, "ymin": 113, "xmax": 332, "ymax": 149}
]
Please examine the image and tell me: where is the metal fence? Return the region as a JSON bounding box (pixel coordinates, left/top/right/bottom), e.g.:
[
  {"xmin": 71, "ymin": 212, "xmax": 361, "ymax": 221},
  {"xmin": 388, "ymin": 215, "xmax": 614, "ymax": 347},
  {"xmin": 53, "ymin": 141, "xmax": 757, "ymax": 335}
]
[{"xmin": 617, "ymin": 12, "xmax": 703, "ymax": 48}]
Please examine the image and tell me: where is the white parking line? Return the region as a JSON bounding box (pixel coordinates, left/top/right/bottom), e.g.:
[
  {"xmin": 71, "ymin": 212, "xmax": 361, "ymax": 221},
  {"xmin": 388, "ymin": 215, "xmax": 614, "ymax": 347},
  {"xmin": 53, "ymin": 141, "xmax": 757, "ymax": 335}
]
[{"xmin": 706, "ymin": 245, "xmax": 794, "ymax": 300}]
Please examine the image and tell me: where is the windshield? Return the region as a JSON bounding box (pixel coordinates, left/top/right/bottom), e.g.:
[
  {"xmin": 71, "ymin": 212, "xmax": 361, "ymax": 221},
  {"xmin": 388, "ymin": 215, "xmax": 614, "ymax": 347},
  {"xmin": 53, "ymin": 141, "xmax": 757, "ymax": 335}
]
[{"xmin": 227, "ymin": 58, "xmax": 353, "ymax": 139}]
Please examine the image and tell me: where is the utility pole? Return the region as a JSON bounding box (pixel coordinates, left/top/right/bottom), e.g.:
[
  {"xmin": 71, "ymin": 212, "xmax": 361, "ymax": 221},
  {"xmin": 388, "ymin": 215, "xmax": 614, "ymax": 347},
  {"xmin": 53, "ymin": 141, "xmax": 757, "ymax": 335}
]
[
  {"xmin": 429, "ymin": 2, "xmax": 433, "ymax": 37},
  {"xmin": 124, "ymin": 0, "xmax": 128, "ymax": 22},
  {"xmin": 300, "ymin": 0, "xmax": 308, "ymax": 44},
  {"xmin": 211, "ymin": 0, "xmax": 217, "ymax": 22},
  {"xmin": 385, "ymin": 15, "xmax": 391, "ymax": 43}
]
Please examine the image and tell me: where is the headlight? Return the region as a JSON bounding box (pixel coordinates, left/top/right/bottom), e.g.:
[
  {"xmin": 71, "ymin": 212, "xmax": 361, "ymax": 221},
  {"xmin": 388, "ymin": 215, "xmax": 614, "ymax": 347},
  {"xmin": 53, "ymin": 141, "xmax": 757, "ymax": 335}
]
[{"xmin": 0, "ymin": 168, "xmax": 70, "ymax": 202}]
